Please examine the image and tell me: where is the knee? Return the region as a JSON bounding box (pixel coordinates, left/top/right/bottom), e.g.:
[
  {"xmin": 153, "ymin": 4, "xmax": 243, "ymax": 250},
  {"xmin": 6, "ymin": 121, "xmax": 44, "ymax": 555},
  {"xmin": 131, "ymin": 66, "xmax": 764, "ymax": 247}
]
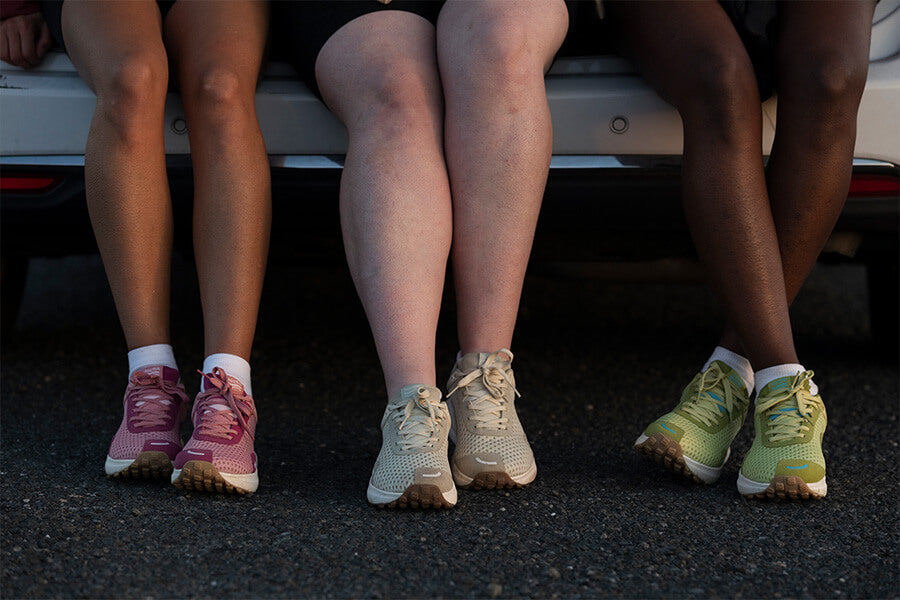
[
  {"xmin": 353, "ymin": 59, "xmax": 442, "ymax": 146},
  {"xmin": 95, "ymin": 52, "xmax": 167, "ymax": 137},
  {"xmin": 473, "ymin": 21, "xmax": 535, "ymax": 94},
  {"xmin": 794, "ymin": 52, "xmax": 868, "ymax": 110},
  {"xmin": 678, "ymin": 47, "xmax": 760, "ymax": 132},
  {"xmin": 445, "ymin": 1, "xmax": 566, "ymax": 94},
  {"xmin": 183, "ymin": 67, "xmax": 253, "ymax": 127}
]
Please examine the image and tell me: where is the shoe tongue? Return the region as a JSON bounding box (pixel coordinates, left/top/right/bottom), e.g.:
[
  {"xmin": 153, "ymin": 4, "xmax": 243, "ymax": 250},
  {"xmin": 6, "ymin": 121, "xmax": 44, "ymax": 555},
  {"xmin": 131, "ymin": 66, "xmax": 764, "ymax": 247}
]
[
  {"xmin": 202, "ymin": 373, "xmax": 246, "ymax": 397},
  {"xmin": 397, "ymin": 384, "xmax": 441, "ymax": 410},
  {"xmin": 457, "ymin": 351, "xmax": 501, "ymax": 372},
  {"xmin": 136, "ymin": 365, "xmax": 180, "ymax": 384}
]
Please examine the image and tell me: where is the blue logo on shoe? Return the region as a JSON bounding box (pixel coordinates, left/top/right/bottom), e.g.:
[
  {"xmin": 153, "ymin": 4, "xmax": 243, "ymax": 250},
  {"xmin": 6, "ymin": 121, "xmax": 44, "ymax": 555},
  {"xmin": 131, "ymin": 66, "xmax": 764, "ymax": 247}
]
[
  {"xmin": 784, "ymin": 464, "xmax": 808, "ymax": 470},
  {"xmin": 660, "ymin": 422, "xmax": 677, "ymax": 435}
]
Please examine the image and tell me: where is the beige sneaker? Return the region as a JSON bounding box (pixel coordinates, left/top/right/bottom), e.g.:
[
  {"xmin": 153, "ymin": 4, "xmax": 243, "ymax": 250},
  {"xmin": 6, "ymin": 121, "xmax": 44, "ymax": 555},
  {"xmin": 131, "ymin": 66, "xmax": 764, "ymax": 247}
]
[
  {"xmin": 446, "ymin": 349, "xmax": 537, "ymax": 489},
  {"xmin": 367, "ymin": 384, "xmax": 457, "ymax": 509}
]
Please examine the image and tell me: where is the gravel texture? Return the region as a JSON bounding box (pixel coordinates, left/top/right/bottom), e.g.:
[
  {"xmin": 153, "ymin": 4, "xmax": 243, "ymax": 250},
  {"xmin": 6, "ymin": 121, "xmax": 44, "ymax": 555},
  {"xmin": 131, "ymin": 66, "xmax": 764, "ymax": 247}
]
[{"xmin": 1, "ymin": 256, "xmax": 897, "ymax": 599}]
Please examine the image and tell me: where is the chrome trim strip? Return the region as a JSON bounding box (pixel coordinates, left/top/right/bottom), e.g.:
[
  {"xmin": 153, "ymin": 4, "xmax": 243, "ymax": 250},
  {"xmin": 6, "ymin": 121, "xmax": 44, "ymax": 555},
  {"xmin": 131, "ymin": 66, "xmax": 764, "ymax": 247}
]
[
  {"xmin": 550, "ymin": 156, "xmax": 639, "ymax": 169},
  {"xmin": 269, "ymin": 155, "xmax": 344, "ymax": 169},
  {"xmin": 3, "ymin": 155, "xmax": 896, "ymax": 171},
  {"xmin": 1, "ymin": 155, "xmax": 85, "ymax": 166},
  {"xmin": 851, "ymin": 158, "xmax": 899, "ymax": 168}
]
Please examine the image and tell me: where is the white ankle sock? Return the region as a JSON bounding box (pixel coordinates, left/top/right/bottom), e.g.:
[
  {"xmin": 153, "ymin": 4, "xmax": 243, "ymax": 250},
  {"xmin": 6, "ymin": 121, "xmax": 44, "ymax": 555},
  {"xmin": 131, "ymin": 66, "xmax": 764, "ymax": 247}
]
[
  {"xmin": 702, "ymin": 346, "xmax": 753, "ymax": 395},
  {"xmin": 754, "ymin": 363, "xmax": 817, "ymax": 397},
  {"xmin": 128, "ymin": 344, "xmax": 178, "ymax": 377},
  {"xmin": 202, "ymin": 353, "xmax": 252, "ymax": 396}
]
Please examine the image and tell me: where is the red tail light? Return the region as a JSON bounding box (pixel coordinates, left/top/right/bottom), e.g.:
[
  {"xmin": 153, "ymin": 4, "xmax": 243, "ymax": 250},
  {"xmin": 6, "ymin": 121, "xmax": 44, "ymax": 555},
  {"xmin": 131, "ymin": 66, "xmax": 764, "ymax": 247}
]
[
  {"xmin": 0, "ymin": 174, "xmax": 63, "ymax": 193},
  {"xmin": 848, "ymin": 174, "xmax": 900, "ymax": 197}
]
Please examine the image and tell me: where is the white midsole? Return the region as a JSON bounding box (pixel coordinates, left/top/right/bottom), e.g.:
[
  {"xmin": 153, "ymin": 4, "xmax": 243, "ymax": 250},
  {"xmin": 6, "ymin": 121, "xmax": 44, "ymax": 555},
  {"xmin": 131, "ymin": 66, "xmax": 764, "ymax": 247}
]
[
  {"xmin": 451, "ymin": 459, "xmax": 537, "ymax": 487},
  {"xmin": 171, "ymin": 466, "xmax": 259, "ymax": 493},
  {"xmin": 737, "ymin": 471, "xmax": 827, "ymax": 497},
  {"xmin": 105, "ymin": 456, "xmax": 140, "ymax": 475},
  {"xmin": 634, "ymin": 434, "xmax": 729, "ymax": 484},
  {"xmin": 366, "ymin": 482, "xmax": 458, "ymax": 506},
  {"xmin": 684, "ymin": 450, "xmax": 728, "ymax": 484}
]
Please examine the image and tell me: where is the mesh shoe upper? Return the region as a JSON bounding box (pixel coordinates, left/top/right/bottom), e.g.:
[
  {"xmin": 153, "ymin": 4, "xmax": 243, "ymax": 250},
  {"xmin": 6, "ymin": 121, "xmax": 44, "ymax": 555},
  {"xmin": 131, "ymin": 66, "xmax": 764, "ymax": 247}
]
[
  {"xmin": 643, "ymin": 361, "xmax": 750, "ymax": 468},
  {"xmin": 174, "ymin": 368, "xmax": 258, "ymax": 475},
  {"xmin": 108, "ymin": 366, "xmax": 189, "ymax": 461},
  {"xmin": 446, "ymin": 349, "xmax": 535, "ymax": 480},
  {"xmin": 369, "ymin": 384, "xmax": 453, "ymax": 494},
  {"xmin": 740, "ymin": 371, "xmax": 827, "ymax": 484}
]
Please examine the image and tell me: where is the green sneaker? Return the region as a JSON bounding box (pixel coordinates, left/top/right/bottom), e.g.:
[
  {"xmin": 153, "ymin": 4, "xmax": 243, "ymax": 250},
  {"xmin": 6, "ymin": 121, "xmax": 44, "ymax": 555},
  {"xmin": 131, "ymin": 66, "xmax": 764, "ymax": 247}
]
[
  {"xmin": 737, "ymin": 371, "xmax": 827, "ymax": 500},
  {"xmin": 635, "ymin": 361, "xmax": 750, "ymax": 484}
]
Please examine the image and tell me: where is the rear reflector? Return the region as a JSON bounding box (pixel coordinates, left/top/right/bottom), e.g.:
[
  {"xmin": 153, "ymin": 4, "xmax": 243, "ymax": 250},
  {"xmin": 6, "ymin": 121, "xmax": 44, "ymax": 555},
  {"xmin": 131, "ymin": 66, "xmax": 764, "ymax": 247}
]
[
  {"xmin": 848, "ymin": 174, "xmax": 900, "ymax": 197},
  {"xmin": 0, "ymin": 175, "xmax": 63, "ymax": 193}
]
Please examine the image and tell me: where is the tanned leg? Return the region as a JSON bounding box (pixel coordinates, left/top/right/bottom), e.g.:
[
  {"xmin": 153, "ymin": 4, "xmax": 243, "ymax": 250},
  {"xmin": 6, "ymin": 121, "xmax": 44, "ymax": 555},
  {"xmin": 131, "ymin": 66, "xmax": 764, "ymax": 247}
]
[
  {"xmin": 163, "ymin": 0, "xmax": 271, "ymax": 360},
  {"xmin": 62, "ymin": 0, "xmax": 171, "ymax": 350}
]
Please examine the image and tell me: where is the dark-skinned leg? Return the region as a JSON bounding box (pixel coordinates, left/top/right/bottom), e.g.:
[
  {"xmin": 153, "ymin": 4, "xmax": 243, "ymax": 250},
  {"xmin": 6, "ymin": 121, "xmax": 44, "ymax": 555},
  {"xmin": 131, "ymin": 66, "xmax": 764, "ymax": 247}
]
[
  {"xmin": 607, "ymin": 1, "xmax": 777, "ymax": 487},
  {"xmin": 718, "ymin": 2, "xmax": 874, "ymax": 354},
  {"xmin": 606, "ymin": 0, "xmax": 795, "ymax": 370},
  {"xmin": 719, "ymin": 1, "xmax": 875, "ymax": 356}
]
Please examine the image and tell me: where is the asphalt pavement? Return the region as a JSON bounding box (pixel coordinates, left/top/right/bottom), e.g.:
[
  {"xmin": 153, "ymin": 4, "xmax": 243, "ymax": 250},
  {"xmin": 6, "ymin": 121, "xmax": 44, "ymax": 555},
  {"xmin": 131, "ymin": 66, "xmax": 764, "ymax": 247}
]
[{"xmin": 1, "ymin": 255, "xmax": 897, "ymax": 599}]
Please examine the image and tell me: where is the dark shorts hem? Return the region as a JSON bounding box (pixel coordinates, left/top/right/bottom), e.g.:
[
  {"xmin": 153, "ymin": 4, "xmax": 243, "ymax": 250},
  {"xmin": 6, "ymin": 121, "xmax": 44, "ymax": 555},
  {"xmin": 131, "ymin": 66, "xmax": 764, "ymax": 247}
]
[
  {"xmin": 41, "ymin": 0, "xmax": 178, "ymax": 54},
  {"xmin": 272, "ymin": 0, "xmax": 444, "ymax": 100}
]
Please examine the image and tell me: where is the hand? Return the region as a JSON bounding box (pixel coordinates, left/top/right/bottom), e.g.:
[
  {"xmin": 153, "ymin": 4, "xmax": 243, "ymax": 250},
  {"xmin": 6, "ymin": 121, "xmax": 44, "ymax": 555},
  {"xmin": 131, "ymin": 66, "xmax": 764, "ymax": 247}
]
[{"xmin": 1, "ymin": 12, "xmax": 52, "ymax": 69}]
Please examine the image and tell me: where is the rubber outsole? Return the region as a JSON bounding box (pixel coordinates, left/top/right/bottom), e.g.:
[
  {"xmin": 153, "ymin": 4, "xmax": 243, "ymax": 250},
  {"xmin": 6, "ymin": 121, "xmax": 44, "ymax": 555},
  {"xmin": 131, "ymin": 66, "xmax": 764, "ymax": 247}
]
[
  {"xmin": 452, "ymin": 460, "xmax": 537, "ymax": 490},
  {"xmin": 738, "ymin": 473, "xmax": 826, "ymax": 500},
  {"xmin": 171, "ymin": 460, "xmax": 256, "ymax": 495},
  {"xmin": 634, "ymin": 432, "xmax": 707, "ymax": 484},
  {"xmin": 368, "ymin": 483, "xmax": 456, "ymax": 509},
  {"xmin": 106, "ymin": 451, "xmax": 174, "ymax": 480},
  {"xmin": 459, "ymin": 471, "xmax": 521, "ymax": 490}
]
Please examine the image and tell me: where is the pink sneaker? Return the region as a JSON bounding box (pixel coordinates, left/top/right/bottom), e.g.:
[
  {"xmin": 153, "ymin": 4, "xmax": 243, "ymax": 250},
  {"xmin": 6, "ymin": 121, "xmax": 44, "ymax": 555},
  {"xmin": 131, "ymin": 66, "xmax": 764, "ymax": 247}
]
[
  {"xmin": 105, "ymin": 366, "xmax": 190, "ymax": 479},
  {"xmin": 171, "ymin": 368, "xmax": 258, "ymax": 494}
]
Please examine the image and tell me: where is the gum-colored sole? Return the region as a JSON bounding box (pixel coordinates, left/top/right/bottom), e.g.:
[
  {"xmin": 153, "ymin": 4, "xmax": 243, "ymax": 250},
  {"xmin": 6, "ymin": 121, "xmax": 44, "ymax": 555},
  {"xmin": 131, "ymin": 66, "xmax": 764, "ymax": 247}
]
[
  {"xmin": 376, "ymin": 484, "xmax": 454, "ymax": 509},
  {"xmin": 635, "ymin": 432, "xmax": 703, "ymax": 484},
  {"xmin": 459, "ymin": 471, "xmax": 524, "ymax": 490},
  {"xmin": 172, "ymin": 460, "xmax": 252, "ymax": 495},
  {"xmin": 742, "ymin": 475, "xmax": 825, "ymax": 501},
  {"xmin": 108, "ymin": 451, "xmax": 173, "ymax": 480}
]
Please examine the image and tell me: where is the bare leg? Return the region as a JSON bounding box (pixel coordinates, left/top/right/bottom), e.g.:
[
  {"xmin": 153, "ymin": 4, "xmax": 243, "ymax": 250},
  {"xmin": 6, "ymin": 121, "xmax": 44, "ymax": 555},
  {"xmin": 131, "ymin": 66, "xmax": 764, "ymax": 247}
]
[
  {"xmin": 437, "ymin": 0, "xmax": 568, "ymax": 354},
  {"xmin": 315, "ymin": 12, "xmax": 451, "ymax": 397},
  {"xmin": 606, "ymin": 0, "xmax": 795, "ymax": 369},
  {"xmin": 718, "ymin": 1, "xmax": 875, "ymax": 352},
  {"xmin": 62, "ymin": 0, "xmax": 170, "ymax": 351},
  {"xmin": 163, "ymin": 0, "xmax": 270, "ymax": 360}
]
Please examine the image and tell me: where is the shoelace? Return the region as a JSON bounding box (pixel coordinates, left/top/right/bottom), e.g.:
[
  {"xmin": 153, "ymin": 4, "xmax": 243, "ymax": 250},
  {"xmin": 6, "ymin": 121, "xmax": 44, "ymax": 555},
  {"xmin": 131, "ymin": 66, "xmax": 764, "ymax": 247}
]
[
  {"xmin": 193, "ymin": 368, "xmax": 255, "ymax": 441},
  {"xmin": 127, "ymin": 370, "xmax": 189, "ymax": 429},
  {"xmin": 447, "ymin": 352, "xmax": 520, "ymax": 431},
  {"xmin": 681, "ymin": 363, "xmax": 741, "ymax": 426},
  {"xmin": 390, "ymin": 386, "xmax": 444, "ymax": 451},
  {"xmin": 756, "ymin": 370, "xmax": 821, "ymax": 443}
]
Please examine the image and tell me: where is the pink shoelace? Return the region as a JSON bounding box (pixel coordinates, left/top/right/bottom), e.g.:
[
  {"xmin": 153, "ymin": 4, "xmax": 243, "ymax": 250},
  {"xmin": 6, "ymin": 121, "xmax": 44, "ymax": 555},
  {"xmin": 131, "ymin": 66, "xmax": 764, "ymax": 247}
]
[
  {"xmin": 193, "ymin": 367, "xmax": 255, "ymax": 441},
  {"xmin": 127, "ymin": 370, "xmax": 189, "ymax": 429}
]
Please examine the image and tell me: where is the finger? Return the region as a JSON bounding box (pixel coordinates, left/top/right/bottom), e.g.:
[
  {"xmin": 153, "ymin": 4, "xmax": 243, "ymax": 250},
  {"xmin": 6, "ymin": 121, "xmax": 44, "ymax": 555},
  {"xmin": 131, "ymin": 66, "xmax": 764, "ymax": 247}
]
[
  {"xmin": 6, "ymin": 26, "xmax": 24, "ymax": 66},
  {"xmin": 0, "ymin": 25, "xmax": 10, "ymax": 64},
  {"xmin": 20, "ymin": 22, "xmax": 39, "ymax": 67},
  {"xmin": 37, "ymin": 21, "xmax": 52, "ymax": 57}
]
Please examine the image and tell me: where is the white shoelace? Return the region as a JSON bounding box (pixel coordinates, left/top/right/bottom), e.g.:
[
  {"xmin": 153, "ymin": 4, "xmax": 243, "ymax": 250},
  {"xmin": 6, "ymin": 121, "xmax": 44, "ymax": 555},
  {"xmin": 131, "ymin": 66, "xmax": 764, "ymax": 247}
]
[
  {"xmin": 388, "ymin": 386, "xmax": 445, "ymax": 451},
  {"xmin": 448, "ymin": 356, "xmax": 520, "ymax": 431}
]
